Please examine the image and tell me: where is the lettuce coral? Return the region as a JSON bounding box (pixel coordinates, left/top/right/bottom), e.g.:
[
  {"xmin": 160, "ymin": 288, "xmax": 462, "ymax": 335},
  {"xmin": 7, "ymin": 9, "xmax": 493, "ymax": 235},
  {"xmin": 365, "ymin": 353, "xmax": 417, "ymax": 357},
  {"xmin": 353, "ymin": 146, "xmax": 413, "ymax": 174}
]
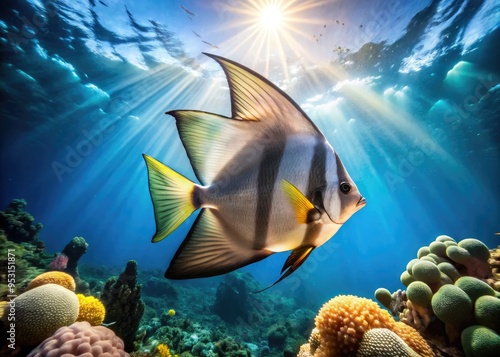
[
  {"xmin": 27, "ymin": 271, "xmax": 76, "ymax": 291},
  {"xmin": 77, "ymin": 294, "xmax": 106, "ymax": 326}
]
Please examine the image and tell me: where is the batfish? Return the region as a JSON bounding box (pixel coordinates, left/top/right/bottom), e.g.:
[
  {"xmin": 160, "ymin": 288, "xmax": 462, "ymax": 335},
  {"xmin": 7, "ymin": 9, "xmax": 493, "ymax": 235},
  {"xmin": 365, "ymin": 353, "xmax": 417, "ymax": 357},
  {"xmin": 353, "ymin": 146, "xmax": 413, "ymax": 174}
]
[{"xmin": 143, "ymin": 53, "xmax": 366, "ymax": 291}]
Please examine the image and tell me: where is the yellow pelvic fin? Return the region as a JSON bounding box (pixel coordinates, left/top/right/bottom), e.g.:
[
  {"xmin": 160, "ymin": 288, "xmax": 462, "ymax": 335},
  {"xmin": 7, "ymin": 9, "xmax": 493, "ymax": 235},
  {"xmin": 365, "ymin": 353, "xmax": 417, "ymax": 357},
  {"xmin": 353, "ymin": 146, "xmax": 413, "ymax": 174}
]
[
  {"xmin": 280, "ymin": 179, "xmax": 316, "ymax": 224},
  {"xmin": 143, "ymin": 154, "xmax": 198, "ymax": 242}
]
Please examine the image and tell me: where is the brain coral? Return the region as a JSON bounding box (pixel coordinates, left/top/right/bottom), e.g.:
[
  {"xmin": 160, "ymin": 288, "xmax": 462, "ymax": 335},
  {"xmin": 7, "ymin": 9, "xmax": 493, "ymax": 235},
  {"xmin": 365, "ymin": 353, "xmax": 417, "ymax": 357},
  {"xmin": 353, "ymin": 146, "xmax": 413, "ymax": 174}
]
[
  {"xmin": 27, "ymin": 321, "xmax": 130, "ymax": 357},
  {"xmin": 2, "ymin": 283, "xmax": 79, "ymax": 346},
  {"xmin": 356, "ymin": 328, "xmax": 419, "ymax": 357},
  {"xmin": 27, "ymin": 271, "xmax": 76, "ymax": 291},
  {"xmin": 314, "ymin": 295, "xmax": 396, "ymax": 357},
  {"xmin": 77, "ymin": 294, "xmax": 106, "ymax": 326}
]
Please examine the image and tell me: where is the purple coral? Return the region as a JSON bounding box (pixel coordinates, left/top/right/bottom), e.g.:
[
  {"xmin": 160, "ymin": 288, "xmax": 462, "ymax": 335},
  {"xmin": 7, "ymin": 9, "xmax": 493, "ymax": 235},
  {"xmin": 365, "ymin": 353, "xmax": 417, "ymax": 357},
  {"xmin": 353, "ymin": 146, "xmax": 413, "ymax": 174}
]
[{"xmin": 48, "ymin": 253, "xmax": 69, "ymax": 271}]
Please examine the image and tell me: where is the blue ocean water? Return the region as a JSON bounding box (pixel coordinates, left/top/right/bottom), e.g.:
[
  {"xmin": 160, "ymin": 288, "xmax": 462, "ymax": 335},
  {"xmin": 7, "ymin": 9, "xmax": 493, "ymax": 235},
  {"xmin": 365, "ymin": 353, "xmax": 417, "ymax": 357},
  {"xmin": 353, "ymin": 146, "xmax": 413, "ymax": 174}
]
[{"xmin": 0, "ymin": 0, "xmax": 499, "ymax": 309}]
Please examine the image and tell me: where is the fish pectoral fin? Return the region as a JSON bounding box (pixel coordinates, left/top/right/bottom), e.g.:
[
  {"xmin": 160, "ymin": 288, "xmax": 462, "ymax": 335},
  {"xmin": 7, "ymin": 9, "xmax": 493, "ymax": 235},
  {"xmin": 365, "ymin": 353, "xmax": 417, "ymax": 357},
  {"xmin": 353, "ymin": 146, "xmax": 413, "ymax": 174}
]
[
  {"xmin": 280, "ymin": 180, "xmax": 320, "ymax": 224},
  {"xmin": 143, "ymin": 154, "xmax": 199, "ymax": 243},
  {"xmin": 253, "ymin": 246, "xmax": 315, "ymax": 294},
  {"xmin": 165, "ymin": 210, "xmax": 272, "ymax": 279}
]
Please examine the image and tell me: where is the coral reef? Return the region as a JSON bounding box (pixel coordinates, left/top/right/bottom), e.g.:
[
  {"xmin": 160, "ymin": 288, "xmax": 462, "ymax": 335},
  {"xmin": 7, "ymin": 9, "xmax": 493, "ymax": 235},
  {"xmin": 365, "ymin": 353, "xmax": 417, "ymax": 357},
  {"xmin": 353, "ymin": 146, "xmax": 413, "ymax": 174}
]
[
  {"xmin": 0, "ymin": 199, "xmax": 43, "ymax": 243},
  {"xmin": 48, "ymin": 253, "xmax": 69, "ymax": 271},
  {"xmin": 101, "ymin": 260, "xmax": 145, "ymax": 352},
  {"xmin": 27, "ymin": 271, "xmax": 76, "ymax": 291},
  {"xmin": 1, "ymin": 283, "xmax": 79, "ymax": 346},
  {"xmin": 77, "ymin": 293, "xmax": 107, "ymax": 326},
  {"xmin": 304, "ymin": 295, "xmax": 432, "ymax": 357},
  {"xmin": 27, "ymin": 321, "xmax": 129, "ymax": 357},
  {"xmin": 374, "ymin": 235, "xmax": 500, "ymax": 356},
  {"xmin": 461, "ymin": 325, "xmax": 500, "ymax": 357},
  {"xmin": 356, "ymin": 328, "xmax": 419, "ymax": 357}
]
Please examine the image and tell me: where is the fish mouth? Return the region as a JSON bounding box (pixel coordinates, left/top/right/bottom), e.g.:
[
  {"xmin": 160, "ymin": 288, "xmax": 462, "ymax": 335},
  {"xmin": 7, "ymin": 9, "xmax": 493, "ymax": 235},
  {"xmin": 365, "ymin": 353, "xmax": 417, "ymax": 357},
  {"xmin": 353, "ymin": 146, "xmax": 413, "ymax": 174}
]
[{"xmin": 356, "ymin": 196, "xmax": 367, "ymax": 208}]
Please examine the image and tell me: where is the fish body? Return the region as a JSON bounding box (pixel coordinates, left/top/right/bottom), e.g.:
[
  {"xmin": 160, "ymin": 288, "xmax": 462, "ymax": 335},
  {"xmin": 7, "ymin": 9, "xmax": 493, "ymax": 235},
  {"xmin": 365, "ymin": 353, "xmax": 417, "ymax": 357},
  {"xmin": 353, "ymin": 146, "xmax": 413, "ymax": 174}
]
[{"xmin": 144, "ymin": 53, "xmax": 365, "ymax": 290}]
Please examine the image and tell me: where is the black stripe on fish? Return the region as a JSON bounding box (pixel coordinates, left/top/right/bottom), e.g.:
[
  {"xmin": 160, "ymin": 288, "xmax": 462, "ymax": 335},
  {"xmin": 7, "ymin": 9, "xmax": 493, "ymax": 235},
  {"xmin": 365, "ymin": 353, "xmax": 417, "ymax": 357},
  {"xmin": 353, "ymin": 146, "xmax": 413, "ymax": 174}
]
[
  {"xmin": 335, "ymin": 152, "xmax": 347, "ymax": 215},
  {"xmin": 307, "ymin": 138, "xmax": 327, "ymax": 211},
  {"xmin": 254, "ymin": 132, "xmax": 286, "ymax": 249}
]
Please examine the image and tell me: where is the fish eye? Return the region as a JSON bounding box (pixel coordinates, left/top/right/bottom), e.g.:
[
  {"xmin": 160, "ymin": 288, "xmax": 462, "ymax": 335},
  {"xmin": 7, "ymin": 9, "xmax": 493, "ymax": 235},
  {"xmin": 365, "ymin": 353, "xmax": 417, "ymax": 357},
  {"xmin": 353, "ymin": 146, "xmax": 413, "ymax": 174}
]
[{"xmin": 339, "ymin": 182, "xmax": 351, "ymax": 194}]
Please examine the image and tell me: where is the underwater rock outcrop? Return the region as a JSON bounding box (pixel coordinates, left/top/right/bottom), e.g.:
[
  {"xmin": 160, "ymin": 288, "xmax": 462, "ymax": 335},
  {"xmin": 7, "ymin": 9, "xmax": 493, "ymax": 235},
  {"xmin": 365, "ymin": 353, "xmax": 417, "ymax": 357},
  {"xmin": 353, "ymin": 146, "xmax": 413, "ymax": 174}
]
[
  {"xmin": 374, "ymin": 235, "xmax": 500, "ymax": 357},
  {"xmin": 101, "ymin": 260, "xmax": 145, "ymax": 352},
  {"xmin": 0, "ymin": 199, "xmax": 43, "ymax": 243},
  {"xmin": 213, "ymin": 272, "xmax": 259, "ymax": 324},
  {"xmin": 62, "ymin": 236, "xmax": 88, "ymax": 278}
]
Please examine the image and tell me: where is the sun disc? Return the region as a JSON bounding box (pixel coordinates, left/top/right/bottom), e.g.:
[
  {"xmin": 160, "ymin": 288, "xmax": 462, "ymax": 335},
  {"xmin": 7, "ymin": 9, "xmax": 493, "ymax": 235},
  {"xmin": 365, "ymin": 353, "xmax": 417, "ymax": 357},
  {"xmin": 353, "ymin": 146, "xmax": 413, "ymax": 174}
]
[{"xmin": 260, "ymin": 5, "xmax": 282, "ymax": 30}]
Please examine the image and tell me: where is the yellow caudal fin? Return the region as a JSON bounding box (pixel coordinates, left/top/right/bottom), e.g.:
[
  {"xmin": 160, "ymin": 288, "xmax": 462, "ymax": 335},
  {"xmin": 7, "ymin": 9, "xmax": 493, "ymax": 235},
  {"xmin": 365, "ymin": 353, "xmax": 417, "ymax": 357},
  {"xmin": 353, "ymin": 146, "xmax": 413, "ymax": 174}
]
[
  {"xmin": 280, "ymin": 180, "xmax": 320, "ymax": 224},
  {"xmin": 143, "ymin": 154, "xmax": 199, "ymax": 242}
]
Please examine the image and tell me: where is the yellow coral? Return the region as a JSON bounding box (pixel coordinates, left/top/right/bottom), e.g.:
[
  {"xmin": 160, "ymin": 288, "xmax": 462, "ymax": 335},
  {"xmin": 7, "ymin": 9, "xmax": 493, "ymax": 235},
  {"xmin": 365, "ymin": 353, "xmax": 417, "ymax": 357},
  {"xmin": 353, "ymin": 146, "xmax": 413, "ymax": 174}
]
[
  {"xmin": 312, "ymin": 295, "xmax": 434, "ymax": 357},
  {"xmin": 314, "ymin": 295, "xmax": 396, "ymax": 357},
  {"xmin": 393, "ymin": 321, "xmax": 434, "ymax": 357},
  {"xmin": 27, "ymin": 271, "xmax": 75, "ymax": 291},
  {"xmin": 76, "ymin": 294, "xmax": 106, "ymax": 326},
  {"xmin": 156, "ymin": 343, "xmax": 172, "ymax": 357}
]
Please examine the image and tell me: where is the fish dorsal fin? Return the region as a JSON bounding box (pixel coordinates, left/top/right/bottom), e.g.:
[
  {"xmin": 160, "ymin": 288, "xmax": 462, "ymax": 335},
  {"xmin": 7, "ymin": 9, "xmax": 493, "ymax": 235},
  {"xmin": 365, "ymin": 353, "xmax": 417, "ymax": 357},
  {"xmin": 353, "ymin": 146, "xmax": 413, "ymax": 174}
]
[
  {"xmin": 253, "ymin": 246, "xmax": 315, "ymax": 294},
  {"xmin": 280, "ymin": 180, "xmax": 320, "ymax": 224},
  {"xmin": 165, "ymin": 209, "xmax": 272, "ymax": 279},
  {"xmin": 167, "ymin": 110, "xmax": 254, "ymax": 185},
  {"xmin": 204, "ymin": 53, "xmax": 321, "ymax": 136}
]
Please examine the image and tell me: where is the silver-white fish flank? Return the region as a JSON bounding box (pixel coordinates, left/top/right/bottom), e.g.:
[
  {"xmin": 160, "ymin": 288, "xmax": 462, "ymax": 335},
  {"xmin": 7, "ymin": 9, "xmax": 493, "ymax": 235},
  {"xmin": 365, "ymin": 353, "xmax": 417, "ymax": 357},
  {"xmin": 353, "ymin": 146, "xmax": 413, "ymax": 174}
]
[{"xmin": 143, "ymin": 53, "xmax": 366, "ymax": 291}]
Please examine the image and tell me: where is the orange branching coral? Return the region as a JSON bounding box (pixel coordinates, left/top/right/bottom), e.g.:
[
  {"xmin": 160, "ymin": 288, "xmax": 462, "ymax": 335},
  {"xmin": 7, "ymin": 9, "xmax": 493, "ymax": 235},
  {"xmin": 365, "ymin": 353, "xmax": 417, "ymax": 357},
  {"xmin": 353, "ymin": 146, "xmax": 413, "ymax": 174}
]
[
  {"xmin": 486, "ymin": 246, "xmax": 500, "ymax": 291},
  {"xmin": 314, "ymin": 295, "xmax": 396, "ymax": 357},
  {"xmin": 76, "ymin": 294, "xmax": 106, "ymax": 326},
  {"xmin": 393, "ymin": 321, "xmax": 434, "ymax": 357},
  {"xmin": 27, "ymin": 271, "xmax": 76, "ymax": 291},
  {"xmin": 312, "ymin": 295, "xmax": 434, "ymax": 357}
]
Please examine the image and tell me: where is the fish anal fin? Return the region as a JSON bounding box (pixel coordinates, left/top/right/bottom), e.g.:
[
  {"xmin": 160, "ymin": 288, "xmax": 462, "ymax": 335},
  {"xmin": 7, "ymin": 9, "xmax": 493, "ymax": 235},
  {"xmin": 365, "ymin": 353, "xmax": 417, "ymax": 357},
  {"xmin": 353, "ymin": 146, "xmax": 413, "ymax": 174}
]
[
  {"xmin": 166, "ymin": 210, "xmax": 272, "ymax": 279},
  {"xmin": 280, "ymin": 180, "xmax": 319, "ymax": 224},
  {"xmin": 143, "ymin": 154, "xmax": 199, "ymax": 243},
  {"xmin": 253, "ymin": 246, "xmax": 315, "ymax": 294}
]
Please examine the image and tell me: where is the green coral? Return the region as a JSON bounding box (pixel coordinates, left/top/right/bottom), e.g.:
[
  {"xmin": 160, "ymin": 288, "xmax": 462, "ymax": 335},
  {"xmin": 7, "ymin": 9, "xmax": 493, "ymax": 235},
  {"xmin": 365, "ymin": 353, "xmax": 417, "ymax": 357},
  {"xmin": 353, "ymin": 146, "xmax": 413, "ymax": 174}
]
[
  {"xmin": 438, "ymin": 262, "xmax": 461, "ymax": 282},
  {"xmin": 455, "ymin": 276, "xmax": 496, "ymax": 302},
  {"xmin": 458, "ymin": 238, "xmax": 491, "ymax": 262},
  {"xmin": 406, "ymin": 281, "xmax": 432, "ymax": 307},
  {"xmin": 461, "ymin": 325, "xmax": 500, "ymax": 357},
  {"xmin": 431, "ymin": 284, "xmax": 473, "ymax": 325},
  {"xmin": 411, "ymin": 260, "xmax": 441, "ymax": 285},
  {"xmin": 400, "ymin": 271, "xmax": 416, "ymax": 287},
  {"xmin": 429, "ymin": 241, "xmax": 447, "ymax": 257},
  {"xmin": 474, "ymin": 295, "xmax": 500, "ymax": 333},
  {"xmin": 417, "ymin": 246, "xmax": 430, "ymax": 259},
  {"xmin": 374, "ymin": 288, "xmax": 392, "ymax": 310},
  {"xmin": 446, "ymin": 245, "xmax": 471, "ymax": 265}
]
